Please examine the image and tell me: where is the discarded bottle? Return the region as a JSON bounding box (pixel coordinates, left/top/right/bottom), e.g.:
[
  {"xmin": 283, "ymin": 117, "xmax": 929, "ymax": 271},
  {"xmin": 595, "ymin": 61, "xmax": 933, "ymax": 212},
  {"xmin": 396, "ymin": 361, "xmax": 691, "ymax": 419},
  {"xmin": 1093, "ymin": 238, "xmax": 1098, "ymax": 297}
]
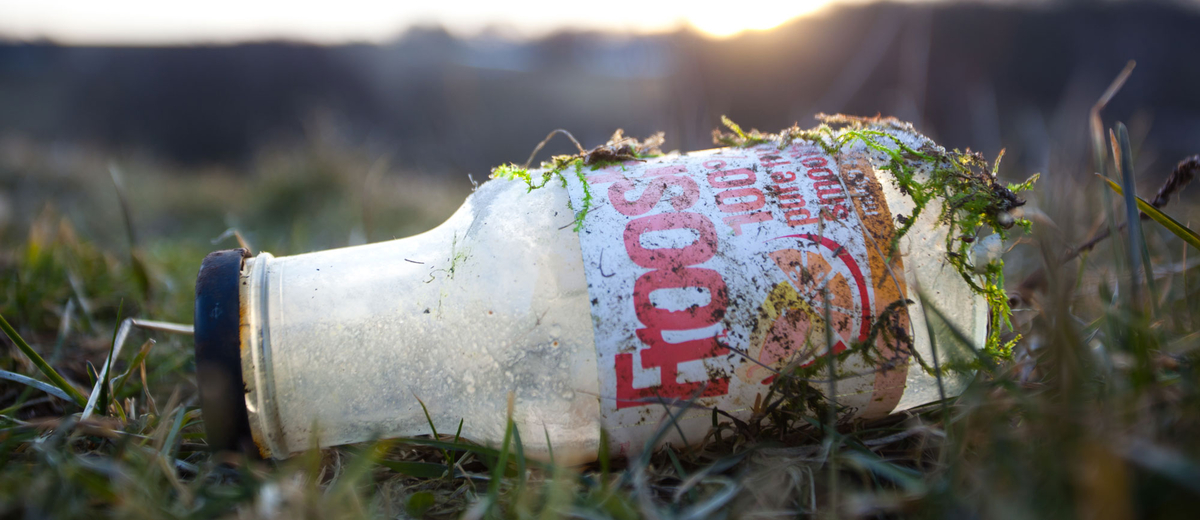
[{"xmin": 194, "ymin": 118, "xmax": 1004, "ymax": 462}]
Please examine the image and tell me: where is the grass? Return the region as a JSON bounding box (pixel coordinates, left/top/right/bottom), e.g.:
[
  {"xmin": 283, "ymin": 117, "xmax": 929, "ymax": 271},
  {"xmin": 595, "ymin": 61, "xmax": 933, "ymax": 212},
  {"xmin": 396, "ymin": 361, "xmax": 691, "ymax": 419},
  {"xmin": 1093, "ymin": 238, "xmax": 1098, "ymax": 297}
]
[{"xmin": 1, "ymin": 106, "xmax": 1200, "ymax": 518}]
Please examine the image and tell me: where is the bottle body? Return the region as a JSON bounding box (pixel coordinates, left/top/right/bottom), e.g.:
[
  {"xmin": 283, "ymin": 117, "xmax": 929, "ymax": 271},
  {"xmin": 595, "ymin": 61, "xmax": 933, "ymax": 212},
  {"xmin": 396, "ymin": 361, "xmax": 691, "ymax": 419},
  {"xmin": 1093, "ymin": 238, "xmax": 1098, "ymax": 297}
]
[{"xmin": 226, "ymin": 122, "xmax": 985, "ymax": 461}]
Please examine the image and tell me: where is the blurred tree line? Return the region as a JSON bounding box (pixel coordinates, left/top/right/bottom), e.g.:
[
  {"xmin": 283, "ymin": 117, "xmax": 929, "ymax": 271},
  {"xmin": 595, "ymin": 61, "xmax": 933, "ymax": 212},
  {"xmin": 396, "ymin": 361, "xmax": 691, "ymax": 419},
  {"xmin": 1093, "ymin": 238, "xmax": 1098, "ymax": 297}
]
[{"xmin": 1, "ymin": 1, "xmax": 1197, "ymax": 180}]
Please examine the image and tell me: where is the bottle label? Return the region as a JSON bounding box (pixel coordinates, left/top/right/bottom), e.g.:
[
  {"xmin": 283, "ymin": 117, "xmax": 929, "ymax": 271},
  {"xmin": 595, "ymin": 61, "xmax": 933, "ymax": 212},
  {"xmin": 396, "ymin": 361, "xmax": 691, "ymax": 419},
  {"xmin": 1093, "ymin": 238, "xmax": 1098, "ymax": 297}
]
[{"xmin": 566, "ymin": 143, "xmax": 912, "ymax": 453}]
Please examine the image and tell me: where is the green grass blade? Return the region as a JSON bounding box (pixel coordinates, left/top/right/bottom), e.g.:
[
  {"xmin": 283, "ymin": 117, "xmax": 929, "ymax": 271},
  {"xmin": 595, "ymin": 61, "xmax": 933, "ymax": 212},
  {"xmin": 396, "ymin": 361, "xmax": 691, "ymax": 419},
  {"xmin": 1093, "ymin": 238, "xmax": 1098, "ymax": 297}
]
[
  {"xmin": 542, "ymin": 423, "xmax": 555, "ymax": 467},
  {"xmin": 453, "ymin": 417, "xmax": 465, "ymax": 466},
  {"xmin": 407, "ymin": 491, "xmax": 437, "ymax": 517},
  {"xmin": 110, "ymin": 395, "xmax": 127, "ymax": 422},
  {"xmin": 916, "ymin": 293, "xmax": 949, "ymax": 427},
  {"xmin": 486, "ymin": 398, "xmax": 516, "ymax": 516},
  {"xmin": 0, "ymin": 369, "xmax": 75, "ymax": 403},
  {"xmin": 160, "ymin": 406, "xmax": 186, "ymax": 458},
  {"xmin": 512, "ymin": 422, "xmax": 527, "ymax": 496},
  {"xmin": 98, "ymin": 300, "xmax": 124, "ymax": 417},
  {"xmin": 598, "ymin": 428, "xmax": 610, "ymax": 485},
  {"xmin": 1098, "ymin": 174, "xmax": 1200, "ymax": 252},
  {"xmin": 822, "ymin": 285, "xmax": 840, "ymax": 517},
  {"xmin": 677, "ymin": 477, "xmax": 739, "ymax": 520},
  {"xmin": 1117, "ymin": 124, "xmax": 1160, "ymax": 308},
  {"xmin": 512, "ymin": 423, "xmax": 525, "ymax": 471},
  {"xmin": 1112, "ymin": 125, "xmax": 1145, "ymax": 302},
  {"xmin": 109, "ymin": 164, "xmax": 151, "ymax": 299},
  {"xmin": 413, "ymin": 393, "xmax": 440, "ymax": 439},
  {"xmin": 665, "ymin": 446, "xmax": 686, "ymax": 478},
  {"xmin": 377, "ymin": 459, "xmax": 452, "ymax": 479},
  {"xmin": 839, "ymin": 450, "xmax": 926, "ymax": 494},
  {"xmin": 412, "ymin": 393, "xmax": 455, "ymax": 471},
  {"xmin": 0, "ymin": 313, "xmax": 88, "ymax": 407},
  {"xmin": 111, "ymin": 339, "xmax": 155, "ymax": 399},
  {"xmin": 670, "ymin": 451, "xmax": 751, "ymax": 506},
  {"xmin": 633, "ymin": 392, "xmax": 704, "ymax": 478},
  {"xmin": 665, "ymin": 446, "xmax": 697, "ymax": 503}
]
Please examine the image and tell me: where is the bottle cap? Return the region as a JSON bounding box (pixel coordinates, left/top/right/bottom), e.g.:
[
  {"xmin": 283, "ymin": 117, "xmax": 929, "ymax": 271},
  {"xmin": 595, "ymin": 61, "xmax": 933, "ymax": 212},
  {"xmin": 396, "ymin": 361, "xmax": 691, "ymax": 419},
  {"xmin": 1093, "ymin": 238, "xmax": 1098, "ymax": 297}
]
[{"xmin": 194, "ymin": 248, "xmax": 256, "ymax": 455}]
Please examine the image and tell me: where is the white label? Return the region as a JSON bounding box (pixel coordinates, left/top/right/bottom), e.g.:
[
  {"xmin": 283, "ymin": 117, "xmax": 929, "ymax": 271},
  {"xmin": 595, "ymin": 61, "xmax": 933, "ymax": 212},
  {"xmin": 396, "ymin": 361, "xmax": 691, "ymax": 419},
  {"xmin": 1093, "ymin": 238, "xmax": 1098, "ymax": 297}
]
[{"xmin": 566, "ymin": 143, "xmax": 913, "ymax": 454}]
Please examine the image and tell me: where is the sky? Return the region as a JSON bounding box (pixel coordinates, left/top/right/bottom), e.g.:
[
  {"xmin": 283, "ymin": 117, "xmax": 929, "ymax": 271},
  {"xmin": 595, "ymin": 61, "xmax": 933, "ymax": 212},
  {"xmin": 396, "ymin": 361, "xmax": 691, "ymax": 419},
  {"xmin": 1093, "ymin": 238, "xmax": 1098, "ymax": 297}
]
[{"xmin": 0, "ymin": 0, "xmax": 862, "ymax": 44}]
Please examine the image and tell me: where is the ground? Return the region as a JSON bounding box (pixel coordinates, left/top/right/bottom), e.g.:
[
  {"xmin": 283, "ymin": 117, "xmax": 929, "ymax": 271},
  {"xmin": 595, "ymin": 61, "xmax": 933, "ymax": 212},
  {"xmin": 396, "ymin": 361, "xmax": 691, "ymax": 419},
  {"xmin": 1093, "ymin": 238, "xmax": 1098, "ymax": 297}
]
[{"xmin": 1, "ymin": 117, "xmax": 1199, "ymax": 518}]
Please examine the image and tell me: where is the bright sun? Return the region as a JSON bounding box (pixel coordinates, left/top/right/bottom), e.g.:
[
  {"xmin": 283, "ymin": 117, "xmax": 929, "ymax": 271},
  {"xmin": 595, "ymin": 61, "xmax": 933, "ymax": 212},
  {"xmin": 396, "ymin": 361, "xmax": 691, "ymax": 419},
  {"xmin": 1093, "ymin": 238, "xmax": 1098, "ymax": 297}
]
[{"xmin": 685, "ymin": 0, "xmax": 835, "ymax": 38}]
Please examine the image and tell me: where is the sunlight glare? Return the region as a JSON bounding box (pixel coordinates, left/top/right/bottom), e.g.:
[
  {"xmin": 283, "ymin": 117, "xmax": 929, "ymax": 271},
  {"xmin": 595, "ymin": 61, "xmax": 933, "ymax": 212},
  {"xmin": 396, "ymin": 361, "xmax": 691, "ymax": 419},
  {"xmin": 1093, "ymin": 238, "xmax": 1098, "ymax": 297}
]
[
  {"xmin": 686, "ymin": 0, "xmax": 834, "ymax": 38},
  {"xmin": 0, "ymin": 0, "xmax": 845, "ymax": 44}
]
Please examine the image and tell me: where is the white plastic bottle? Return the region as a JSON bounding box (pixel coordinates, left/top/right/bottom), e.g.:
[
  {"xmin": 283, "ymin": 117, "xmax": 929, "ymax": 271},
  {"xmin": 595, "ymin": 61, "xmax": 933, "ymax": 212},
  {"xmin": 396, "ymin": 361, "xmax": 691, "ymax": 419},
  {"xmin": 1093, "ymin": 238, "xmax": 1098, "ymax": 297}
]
[{"xmin": 194, "ymin": 119, "xmax": 991, "ymax": 462}]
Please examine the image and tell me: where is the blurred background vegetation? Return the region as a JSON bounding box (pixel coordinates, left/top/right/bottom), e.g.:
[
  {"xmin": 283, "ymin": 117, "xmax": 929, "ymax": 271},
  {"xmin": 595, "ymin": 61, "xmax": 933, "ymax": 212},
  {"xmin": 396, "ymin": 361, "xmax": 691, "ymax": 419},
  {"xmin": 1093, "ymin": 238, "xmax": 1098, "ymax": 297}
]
[
  {"xmin": 4, "ymin": 1, "xmax": 1200, "ymax": 250},
  {"xmin": 1, "ymin": 0, "xmax": 1199, "ymax": 518}
]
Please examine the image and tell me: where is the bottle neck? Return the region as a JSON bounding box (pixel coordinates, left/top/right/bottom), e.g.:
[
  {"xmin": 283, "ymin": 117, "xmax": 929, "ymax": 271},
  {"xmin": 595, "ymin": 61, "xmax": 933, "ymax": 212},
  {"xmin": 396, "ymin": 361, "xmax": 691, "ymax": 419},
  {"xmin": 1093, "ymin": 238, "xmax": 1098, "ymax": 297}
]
[{"xmin": 238, "ymin": 179, "xmax": 601, "ymax": 458}]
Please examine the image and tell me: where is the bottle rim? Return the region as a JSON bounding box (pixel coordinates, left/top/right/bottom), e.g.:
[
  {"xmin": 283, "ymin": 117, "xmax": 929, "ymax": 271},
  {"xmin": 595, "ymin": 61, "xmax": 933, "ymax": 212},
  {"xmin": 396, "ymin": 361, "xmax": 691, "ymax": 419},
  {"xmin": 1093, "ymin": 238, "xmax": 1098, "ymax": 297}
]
[{"xmin": 194, "ymin": 248, "xmax": 256, "ymax": 455}]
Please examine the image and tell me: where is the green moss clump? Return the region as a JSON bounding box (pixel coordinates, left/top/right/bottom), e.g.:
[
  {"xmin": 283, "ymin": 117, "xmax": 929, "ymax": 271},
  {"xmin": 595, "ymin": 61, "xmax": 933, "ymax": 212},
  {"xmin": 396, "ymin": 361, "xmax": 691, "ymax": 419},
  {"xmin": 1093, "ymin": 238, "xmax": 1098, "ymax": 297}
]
[
  {"xmin": 490, "ymin": 159, "xmax": 592, "ymax": 231},
  {"xmin": 490, "ymin": 130, "xmax": 664, "ymax": 231},
  {"xmin": 715, "ymin": 114, "xmax": 1037, "ymax": 360}
]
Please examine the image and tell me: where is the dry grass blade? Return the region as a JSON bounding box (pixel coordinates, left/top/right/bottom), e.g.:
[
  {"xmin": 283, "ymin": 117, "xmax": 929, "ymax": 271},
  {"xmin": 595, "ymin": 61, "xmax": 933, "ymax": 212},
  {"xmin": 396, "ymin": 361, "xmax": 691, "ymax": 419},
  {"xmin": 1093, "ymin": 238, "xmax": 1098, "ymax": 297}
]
[
  {"xmin": 1148, "ymin": 155, "xmax": 1198, "ymax": 208},
  {"xmin": 677, "ymin": 476, "xmax": 739, "ymax": 520},
  {"xmin": 211, "ymin": 227, "xmax": 254, "ymax": 253},
  {"xmin": 130, "ymin": 319, "xmax": 194, "ymax": 335},
  {"xmin": 1090, "ymin": 60, "xmax": 1136, "ymax": 172},
  {"xmin": 522, "ymin": 129, "xmax": 586, "ymax": 170},
  {"xmin": 50, "ymin": 298, "xmax": 76, "ymax": 363}
]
